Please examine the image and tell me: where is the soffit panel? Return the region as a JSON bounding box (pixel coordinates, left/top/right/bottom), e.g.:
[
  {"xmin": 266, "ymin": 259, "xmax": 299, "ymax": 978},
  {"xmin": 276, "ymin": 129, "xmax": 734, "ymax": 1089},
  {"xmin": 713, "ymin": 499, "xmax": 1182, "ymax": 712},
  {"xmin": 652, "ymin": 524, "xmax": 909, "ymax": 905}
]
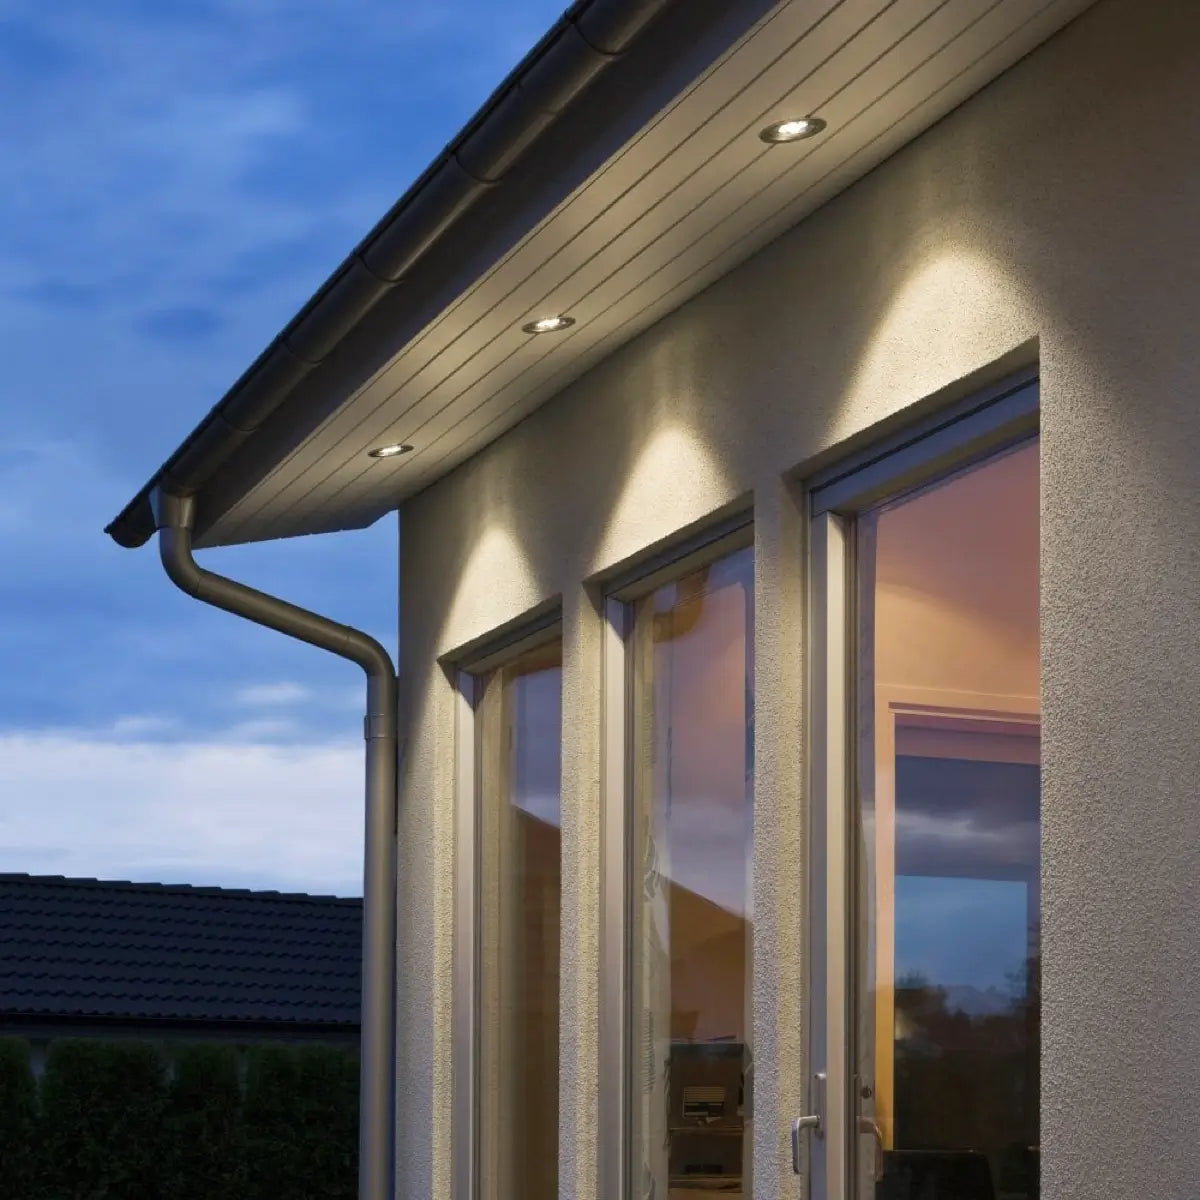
[{"xmin": 207, "ymin": 0, "xmax": 1094, "ymax": 546}]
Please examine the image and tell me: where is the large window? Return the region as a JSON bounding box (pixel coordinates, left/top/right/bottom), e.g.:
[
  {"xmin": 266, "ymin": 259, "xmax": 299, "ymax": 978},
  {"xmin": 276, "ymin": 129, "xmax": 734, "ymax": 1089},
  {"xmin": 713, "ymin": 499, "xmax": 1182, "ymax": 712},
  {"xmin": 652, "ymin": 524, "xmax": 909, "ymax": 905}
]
[
  {"xmin": 856, "ymin": 443, "xmax": 1040, "ymax": 1199},
  {"xmin": 611, "ymin": 539, "xmax": 755, "ymax": 1200},
  {"xmin": 806, "ymin": 378, "xmax": 1040, "ymax": 1200},
  {"xmin": 458, "ymin": 635, "xmax": 562, "ymax": 1200}
]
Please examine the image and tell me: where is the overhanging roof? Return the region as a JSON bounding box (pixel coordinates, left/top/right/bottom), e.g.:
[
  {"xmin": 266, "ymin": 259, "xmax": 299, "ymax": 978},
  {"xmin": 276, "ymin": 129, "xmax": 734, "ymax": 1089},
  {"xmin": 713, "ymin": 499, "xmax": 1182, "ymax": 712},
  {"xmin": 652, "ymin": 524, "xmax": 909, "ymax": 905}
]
[{"xmin": 107, "ymin": 0, "xmax": 1095, "ymax": 551}]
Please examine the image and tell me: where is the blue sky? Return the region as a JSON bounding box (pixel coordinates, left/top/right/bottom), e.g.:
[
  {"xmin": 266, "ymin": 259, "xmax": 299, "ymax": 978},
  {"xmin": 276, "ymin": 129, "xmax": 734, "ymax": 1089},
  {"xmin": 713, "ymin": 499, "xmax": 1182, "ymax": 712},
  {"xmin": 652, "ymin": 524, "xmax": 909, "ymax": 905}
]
[{"xmin": 0, "ymin": 0, "xmax": 563, "ymax": 896}]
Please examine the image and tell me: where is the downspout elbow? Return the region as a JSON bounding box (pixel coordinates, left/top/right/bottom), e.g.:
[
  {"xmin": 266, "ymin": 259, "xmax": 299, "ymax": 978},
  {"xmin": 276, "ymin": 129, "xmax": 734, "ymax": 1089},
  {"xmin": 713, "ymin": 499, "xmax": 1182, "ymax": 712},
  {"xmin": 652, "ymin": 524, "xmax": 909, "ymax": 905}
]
[
  {"xmin": 152, "ymin": 491, "xmax": 395, "ymax": 690},
  {"xmin": 159, "ymin": 523, "xmax": 206, "ymax": 600},
  {"xmin": 153, "ymin": 491, "xmax": 204, "ymax": 597}
]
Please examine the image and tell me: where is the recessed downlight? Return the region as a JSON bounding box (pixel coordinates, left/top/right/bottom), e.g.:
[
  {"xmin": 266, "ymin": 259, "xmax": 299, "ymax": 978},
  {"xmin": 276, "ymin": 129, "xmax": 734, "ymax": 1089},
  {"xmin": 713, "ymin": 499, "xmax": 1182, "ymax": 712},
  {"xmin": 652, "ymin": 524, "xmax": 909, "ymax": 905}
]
[
  {"xmin": 521, "ymin": 315, "xmax": 575, "ymax": 334},
  {"xmin": 759, "ymin": 116, "xmax": 826, "ymax": 144},
  {"xmin": 367, "ymin": 442, "xmax": 414, "ymax": 459}
]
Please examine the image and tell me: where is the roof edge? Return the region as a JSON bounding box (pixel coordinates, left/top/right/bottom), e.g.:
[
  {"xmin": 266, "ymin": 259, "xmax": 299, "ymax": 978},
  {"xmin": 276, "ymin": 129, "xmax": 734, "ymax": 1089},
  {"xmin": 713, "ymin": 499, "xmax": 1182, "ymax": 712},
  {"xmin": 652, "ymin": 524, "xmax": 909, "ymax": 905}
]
[
  {"xmin": 0, "ymin": 871, "xmax": 362, "ymax": 905},
  {"xmin": 105, "ymin": 0, "xmax": 679, "ymax": 549}
]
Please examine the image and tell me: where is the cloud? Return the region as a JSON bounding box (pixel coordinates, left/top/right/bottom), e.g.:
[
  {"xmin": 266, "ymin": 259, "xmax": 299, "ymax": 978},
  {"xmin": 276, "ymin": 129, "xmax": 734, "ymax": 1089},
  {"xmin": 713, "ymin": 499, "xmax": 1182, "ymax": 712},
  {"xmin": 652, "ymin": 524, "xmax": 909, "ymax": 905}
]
[
  {"xmin": 108, "ymin": 715, "xmax": 181, "ymax": 739},
  {"xmin": 234, "ymin": 681, "xmax": 312, "ymax": 707},
  {"xmin": 0, "ymin": 434, "xmax": 391, "ymax": 740},
  {"xmin": 224, "ymin": 717, "xmax": 302, "ymax": 742},
  {"xmin": 138, "ymin": 306, "xmax": 226, "ymax": 342},
  {"xmin": 0, "ymin": 731, "xmax": 364, "ymax": 896},
  {"xmin": 0, "ymin": 0, "xmax": 564, "ymax": 890},
  {"xmin": 0, "ymin": 0, "xmax": 568, "ymax": 375}
]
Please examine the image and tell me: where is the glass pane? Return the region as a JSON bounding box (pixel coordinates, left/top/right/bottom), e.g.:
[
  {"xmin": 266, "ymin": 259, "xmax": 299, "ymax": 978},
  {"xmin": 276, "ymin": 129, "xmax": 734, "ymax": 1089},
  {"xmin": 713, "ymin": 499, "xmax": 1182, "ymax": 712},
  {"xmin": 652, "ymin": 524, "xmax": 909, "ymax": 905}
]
[
  {"xmin": 629, "ymin": 546, "xmax": 755, "ymax": 1200},
  {"xmin": 478, "ymin": 641, "xmax": 562, "ymax": 1200},
  {"xmin": 855, "ymin": 441, "xmax": 1040, "ymax": 1200}
]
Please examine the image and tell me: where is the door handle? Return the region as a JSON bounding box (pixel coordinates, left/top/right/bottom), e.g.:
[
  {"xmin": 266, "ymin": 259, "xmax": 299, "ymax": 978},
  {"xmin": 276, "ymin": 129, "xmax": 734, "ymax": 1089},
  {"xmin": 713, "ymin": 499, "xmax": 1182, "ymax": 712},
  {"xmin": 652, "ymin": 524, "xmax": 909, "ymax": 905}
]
[
  {"xmin": 791, "ymin": 1115, "xmax": 820, "ymax": 1174},
  {"xmin": 857, "ymin": 1115, "xmax": 885, "ymax": 1182},
  {"xmin": 791, "ymin": 1071, "xmax": 826, "ymax": 1174}
]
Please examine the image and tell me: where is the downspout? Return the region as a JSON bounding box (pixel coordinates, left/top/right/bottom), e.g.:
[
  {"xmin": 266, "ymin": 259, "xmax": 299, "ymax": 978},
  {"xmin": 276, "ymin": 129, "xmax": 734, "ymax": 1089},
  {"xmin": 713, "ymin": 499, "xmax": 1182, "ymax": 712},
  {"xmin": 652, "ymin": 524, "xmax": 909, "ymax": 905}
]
[{"xmin": 152, "ymin": 490, "xmax": 397, "ymax": 1200}]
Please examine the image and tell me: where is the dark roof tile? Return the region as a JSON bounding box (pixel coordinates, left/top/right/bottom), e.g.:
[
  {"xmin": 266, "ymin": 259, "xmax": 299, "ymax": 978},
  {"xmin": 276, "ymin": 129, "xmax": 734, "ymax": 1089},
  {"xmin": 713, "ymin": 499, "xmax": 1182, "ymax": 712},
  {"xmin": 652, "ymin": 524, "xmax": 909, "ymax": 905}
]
[{"xmin": 0, "ymin": 873, "xmax": 361, "ymax": 1027}]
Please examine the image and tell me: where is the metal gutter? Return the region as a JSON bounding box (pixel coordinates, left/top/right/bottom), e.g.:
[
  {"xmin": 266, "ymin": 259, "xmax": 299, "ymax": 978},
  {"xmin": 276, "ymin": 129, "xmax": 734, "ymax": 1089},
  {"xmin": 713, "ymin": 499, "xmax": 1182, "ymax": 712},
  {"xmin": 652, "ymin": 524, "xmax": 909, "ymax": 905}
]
[
  {"xmin": 152, "ymin": 490, "xmax": 398, "ymax": 1200},
  {"xmin": 106, "ymin": 0, "xmax": 676, "ymax": 550}
]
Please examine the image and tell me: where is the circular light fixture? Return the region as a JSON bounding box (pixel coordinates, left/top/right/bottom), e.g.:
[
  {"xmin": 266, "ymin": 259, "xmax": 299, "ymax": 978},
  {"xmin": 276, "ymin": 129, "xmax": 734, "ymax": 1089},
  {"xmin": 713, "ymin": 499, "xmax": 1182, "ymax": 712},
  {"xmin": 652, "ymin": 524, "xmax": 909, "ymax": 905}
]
[
  {"xmin": 759, "ymin": 116, "xmax": 826, "ymax": 144},
  {"xmin": 367, "ymin": 442, "xmax": 414, "ymax": 460},
  {"xmin": 521, "ymin": 315, "xmax": 575, "ymax": 335}
]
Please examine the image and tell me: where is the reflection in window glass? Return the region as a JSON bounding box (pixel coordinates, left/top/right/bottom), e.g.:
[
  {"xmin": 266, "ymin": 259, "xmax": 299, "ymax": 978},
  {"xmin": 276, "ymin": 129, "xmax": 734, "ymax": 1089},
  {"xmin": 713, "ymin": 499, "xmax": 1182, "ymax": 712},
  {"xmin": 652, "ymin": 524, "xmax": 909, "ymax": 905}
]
[
  {"xmin": 629, "ymin": 546, "xmax": 754, "ymax": 1200},
  {"xmin": 856, "ymin": 440, "xmax": 1041, "ymax": 1200},
  {"xmin": 477, "ymin": 642, "xmax": 562, "ymax": 1200}
]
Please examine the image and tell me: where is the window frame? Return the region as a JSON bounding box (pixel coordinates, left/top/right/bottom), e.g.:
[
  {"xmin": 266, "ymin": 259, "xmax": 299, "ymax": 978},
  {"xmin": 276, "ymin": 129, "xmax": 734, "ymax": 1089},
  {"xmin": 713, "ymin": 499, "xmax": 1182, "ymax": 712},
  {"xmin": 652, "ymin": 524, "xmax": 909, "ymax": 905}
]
[
  {"xmin": 598, "ymin": 516, "xmax": 755, "ymax": 1200},
  {"xmin": 803, "ymin": 370, "xmax": 1039, "ymax": 1200},
  {"xmin": 452, "ymin": 618, "xmax": 564, "ymax": 1200}
]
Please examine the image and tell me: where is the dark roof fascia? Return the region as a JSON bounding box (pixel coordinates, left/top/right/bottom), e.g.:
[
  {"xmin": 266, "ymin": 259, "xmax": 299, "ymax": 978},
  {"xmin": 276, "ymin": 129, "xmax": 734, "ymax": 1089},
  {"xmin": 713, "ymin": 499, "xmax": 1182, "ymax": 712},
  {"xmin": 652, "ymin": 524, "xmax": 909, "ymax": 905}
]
[{"xmin": 105, "ymin": 0, "xmax": 768, "ymax": 550}]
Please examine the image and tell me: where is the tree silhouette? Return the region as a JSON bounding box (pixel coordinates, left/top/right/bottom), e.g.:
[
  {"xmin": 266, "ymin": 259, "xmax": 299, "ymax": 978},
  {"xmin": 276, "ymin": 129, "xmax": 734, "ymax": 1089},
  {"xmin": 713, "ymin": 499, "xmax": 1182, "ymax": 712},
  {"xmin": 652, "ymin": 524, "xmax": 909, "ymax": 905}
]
[{"xmin": 890, "ymin": 947, "xmax": 1040, "ymax": 1197}]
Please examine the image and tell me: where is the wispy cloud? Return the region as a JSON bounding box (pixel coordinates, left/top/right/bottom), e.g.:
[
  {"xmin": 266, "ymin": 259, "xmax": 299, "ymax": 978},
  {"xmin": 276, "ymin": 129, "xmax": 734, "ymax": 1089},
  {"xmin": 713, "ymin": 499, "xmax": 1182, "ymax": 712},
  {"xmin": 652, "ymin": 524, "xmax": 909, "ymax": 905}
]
[
  {"xmin": 0, "ymin": 731, "xmax": 363, "ymax": 896},
  {"xmin": 0, "ymin": 0, "xmax": 563, "ymax": 891},
  {"xmin": 1, "ymin": 0, "xmax": 566, "ymax": 397},
  {"xmin": 108, "ymin": 715, "xmax": 181, "ymax": 740},
  {"xmin": 0, "ymin": 434, "xmax": 385, "ymax": 742},
  {"xmin": 235, "ymin": 681, "xmax": 312, "ymax": 707}
]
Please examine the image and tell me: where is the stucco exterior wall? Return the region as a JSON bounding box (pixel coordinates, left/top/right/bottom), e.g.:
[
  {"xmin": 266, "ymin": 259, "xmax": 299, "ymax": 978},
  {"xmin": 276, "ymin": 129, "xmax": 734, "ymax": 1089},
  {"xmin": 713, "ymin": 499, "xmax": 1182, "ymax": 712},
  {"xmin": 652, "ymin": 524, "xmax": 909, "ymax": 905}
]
[{"xmin": 393, "ymin": 1, "xmax": 1200, "ymax": 1197}]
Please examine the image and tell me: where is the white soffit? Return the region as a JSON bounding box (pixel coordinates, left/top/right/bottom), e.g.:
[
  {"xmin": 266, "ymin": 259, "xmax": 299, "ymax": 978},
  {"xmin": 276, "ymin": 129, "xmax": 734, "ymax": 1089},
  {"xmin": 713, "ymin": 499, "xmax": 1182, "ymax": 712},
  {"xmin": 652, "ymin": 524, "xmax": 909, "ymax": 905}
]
[{"xmin": 212, "ymin": 0, "xmax": 1094, "ymax": 545}]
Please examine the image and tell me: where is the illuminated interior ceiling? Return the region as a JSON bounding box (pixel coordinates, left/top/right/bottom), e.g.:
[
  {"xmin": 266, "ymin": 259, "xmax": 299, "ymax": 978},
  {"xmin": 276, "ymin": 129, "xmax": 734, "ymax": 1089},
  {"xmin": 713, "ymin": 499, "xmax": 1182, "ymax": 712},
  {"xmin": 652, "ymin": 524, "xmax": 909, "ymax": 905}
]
[{"xmin": 187, "ymin": 0, "xmax": 1096, "ymax": 547}]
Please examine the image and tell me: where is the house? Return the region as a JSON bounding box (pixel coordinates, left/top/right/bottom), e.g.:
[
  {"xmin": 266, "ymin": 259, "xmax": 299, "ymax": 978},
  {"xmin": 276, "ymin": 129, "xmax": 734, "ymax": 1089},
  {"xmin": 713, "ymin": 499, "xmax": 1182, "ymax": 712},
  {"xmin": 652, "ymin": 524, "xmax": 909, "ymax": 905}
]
[
  {"xmin": 103, "ymin": 1, "xmax": 1199, "ymax": 1200},
  {"xmin": 0, "ymin": 873, "xmax": 360, "ymax": 1070}
]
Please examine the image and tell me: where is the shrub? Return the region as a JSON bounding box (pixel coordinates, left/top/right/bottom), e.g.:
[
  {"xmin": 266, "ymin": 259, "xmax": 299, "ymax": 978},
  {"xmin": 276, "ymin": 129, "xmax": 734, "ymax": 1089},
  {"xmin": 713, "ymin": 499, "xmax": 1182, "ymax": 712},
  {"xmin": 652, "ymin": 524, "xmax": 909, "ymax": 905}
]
[
  {"xmin": 163, "ymin": 1044, "xmax": 244, "ymax": 1200},
  {"xmin": 293, "ymin": 1045, "xmax": 359, "ymax": 1200},
  {"xmin": 38, "ymin": 1039, "xmax": 166, "ymax": 1199},
  {"xmin": 242, "ymin": 1045, "xmax": 304, "ymax": 1200},
  {"xmin": 14, "ymin": 1037, "xmax": 359, "ymax": 1199},
  {"xmin": 0, "ymin": 1037, "xmax": 37, "ymax": 1195},
  {"xmin": 242, "ymin": 1043, "xmax": 360, "ymax": 1200}
]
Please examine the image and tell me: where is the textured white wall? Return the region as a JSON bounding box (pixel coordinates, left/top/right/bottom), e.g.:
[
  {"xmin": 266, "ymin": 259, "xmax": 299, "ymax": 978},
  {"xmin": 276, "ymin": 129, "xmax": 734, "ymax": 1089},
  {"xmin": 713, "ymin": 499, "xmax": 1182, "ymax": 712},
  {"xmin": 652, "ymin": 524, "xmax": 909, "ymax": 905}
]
[{"xmin": 394, "ymin": 1, "xmax": 1200, "ymax": 1198}]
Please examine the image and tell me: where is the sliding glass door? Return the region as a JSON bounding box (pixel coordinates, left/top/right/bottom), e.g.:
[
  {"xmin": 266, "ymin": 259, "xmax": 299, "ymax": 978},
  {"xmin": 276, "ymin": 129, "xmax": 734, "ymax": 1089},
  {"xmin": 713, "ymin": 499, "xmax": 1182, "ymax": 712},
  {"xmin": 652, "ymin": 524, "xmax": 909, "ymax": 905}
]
[
  {"xmin": 457, "ymin": 634, "xmax": 563, "ymax": 1200},
  {"xmin": 806, "ymin": 383, "xmax": 1041, "ymax": 1200},
  {"xmin": 601, "ymin": 530, "xmax": 755, "ymax": 1200},
  {"xmin": 477, "ymin": 641, "xmax": 563, "ymax": 1200},
  {"xmin": 628, "ymin": 546, "xmax": 755, "ymax": 1200}
]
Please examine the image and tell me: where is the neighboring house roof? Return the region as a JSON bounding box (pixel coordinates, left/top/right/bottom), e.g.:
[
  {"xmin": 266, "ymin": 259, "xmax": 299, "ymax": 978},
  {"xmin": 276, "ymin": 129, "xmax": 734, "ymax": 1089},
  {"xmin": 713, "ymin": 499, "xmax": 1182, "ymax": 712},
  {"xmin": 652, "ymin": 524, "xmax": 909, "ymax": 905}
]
[
  {"xmin": 105, "ymin": 0, "xmax": 1096, "ymax": 552},
  {"xmin": 0, "ymin": 873, "xmax": 361, "ymax": 1030}
]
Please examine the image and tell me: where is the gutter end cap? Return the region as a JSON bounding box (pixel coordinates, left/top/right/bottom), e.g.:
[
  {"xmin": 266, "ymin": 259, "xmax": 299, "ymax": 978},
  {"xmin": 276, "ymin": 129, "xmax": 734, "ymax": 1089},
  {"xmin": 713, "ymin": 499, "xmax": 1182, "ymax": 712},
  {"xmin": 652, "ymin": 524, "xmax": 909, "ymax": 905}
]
[{"xmin": 105, "ymin": 495, "xmax": 157, "ymax": 549}]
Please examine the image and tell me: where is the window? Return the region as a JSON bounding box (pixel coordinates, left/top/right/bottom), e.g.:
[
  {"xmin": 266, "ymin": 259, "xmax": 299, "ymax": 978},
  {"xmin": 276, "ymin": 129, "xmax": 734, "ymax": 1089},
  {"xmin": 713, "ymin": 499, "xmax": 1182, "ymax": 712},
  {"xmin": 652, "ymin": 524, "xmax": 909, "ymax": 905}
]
[
  {"xmin": 456, "ymin": 634, "xmax": 563, "ymax": 1200},
  {"xmin": 603, "ymin": 532, "xmax": 755, "ymax": 1200},
  {"xmin": 807, "ymin": 377, "xmax": 1040, "ymax": 1200}
]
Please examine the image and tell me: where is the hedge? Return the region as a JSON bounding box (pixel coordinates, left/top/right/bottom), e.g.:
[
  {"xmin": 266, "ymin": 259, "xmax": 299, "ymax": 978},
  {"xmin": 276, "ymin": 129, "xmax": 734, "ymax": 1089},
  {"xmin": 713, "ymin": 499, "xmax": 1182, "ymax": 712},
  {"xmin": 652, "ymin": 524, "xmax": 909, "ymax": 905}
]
[
  {"xmin": 39, "ymin": 1039, "xmax": 167, "ymax": 1199},
  {"xmin": 293, "ymin": 1045, "xmax": 359, "ymax": 1200},
  {"xmin": 0, "ymin": 1038, "xmax": 358, "ymax": 1200},
  {"xmin": 244, "ymin": 1045, "xmax": 304, "ymax": 1200},
  {"xmin": 243, "ymin": 1043, "xmax": 358, "ymax": 1200},
  {"xmin": 163, "ymin": 1043, "xmax": 245, "ymax": 1200},
  {"xmin": 0, "ymin": 1036, "xmax": 37, "ymax": 1195}
]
